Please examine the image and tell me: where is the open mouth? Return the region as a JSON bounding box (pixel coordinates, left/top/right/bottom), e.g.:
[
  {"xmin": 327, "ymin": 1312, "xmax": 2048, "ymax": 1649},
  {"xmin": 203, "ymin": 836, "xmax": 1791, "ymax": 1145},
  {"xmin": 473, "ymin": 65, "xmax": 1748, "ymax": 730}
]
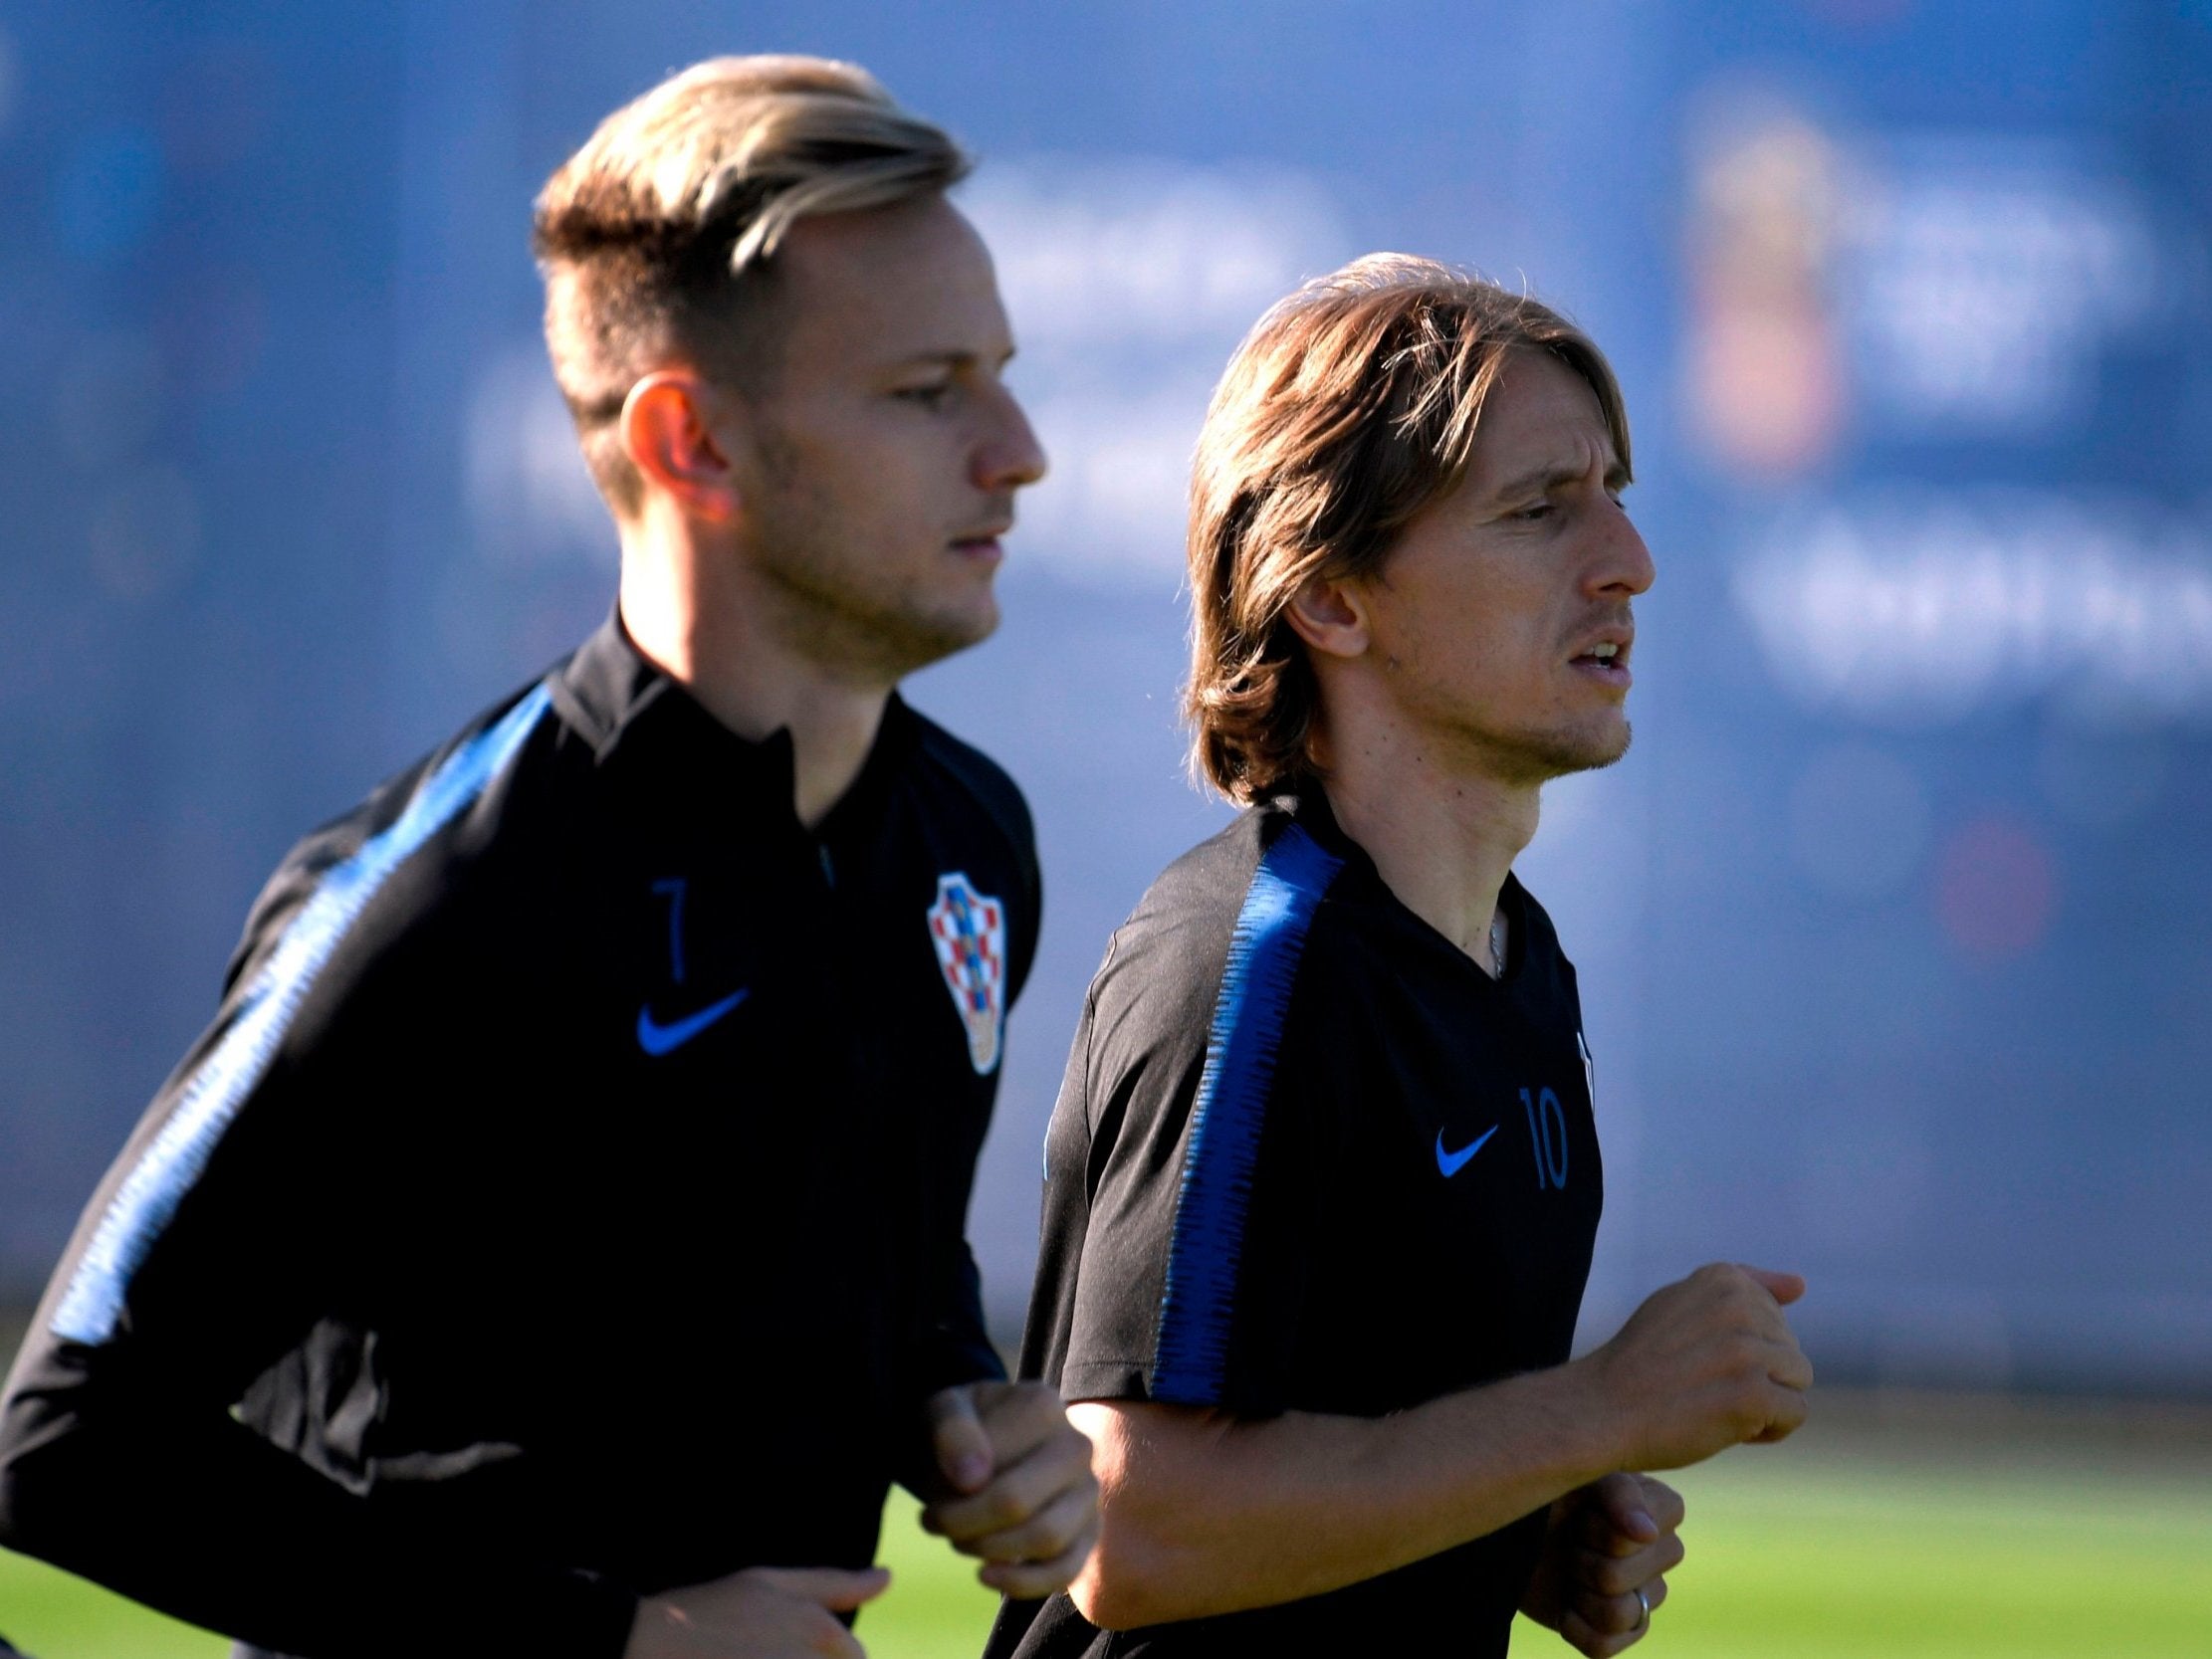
[
  {"xmin": 1570, "ymin": 639, "xmax": 1632, "ymax": 685},
  {"xmin": 950, "ymin": 532, "xmax": 1006, "ymax": 563},
  {"xmin": 953, "ymin": 518, "xmax": 1010, "ymax": 551}
]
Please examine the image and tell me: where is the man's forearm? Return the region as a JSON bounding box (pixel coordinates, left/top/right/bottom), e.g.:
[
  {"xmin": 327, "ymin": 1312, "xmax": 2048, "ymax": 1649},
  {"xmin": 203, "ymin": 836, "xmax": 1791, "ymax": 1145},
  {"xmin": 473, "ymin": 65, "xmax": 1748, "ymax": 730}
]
[
  {"xmin": 1070, "ymin": 1261, "xmax": 1812, "ymax": 1630},
  {"xmin": 1070, "ymin": 1357, "xmax": 1624, "ymax": 1628},
  {"xmin": 0, "ymin": 1366, "xmax": 638, "ymax": 1659}
]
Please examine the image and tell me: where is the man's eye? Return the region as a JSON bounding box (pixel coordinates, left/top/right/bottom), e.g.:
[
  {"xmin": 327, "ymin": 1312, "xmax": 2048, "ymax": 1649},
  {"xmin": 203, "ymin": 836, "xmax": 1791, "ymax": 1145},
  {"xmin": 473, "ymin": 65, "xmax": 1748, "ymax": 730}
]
[
  {"xmin": 1514, "ymin": 501, "xmax": 1555, "ymax": 522},
  {"xmin": 896, "ymin": 383, "xmax": 954, "ymax": 408}
]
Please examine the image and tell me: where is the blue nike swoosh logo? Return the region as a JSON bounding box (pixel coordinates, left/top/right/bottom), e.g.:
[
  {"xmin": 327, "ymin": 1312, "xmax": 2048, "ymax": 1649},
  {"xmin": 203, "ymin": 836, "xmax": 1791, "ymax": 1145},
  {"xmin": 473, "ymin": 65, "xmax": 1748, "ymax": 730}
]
[
  {"xmin": 1436, "ymin": 1124, "xmax": 1499, "ymax": 1177},
  {"xmin": 636, "ymin": 988, "xmax": 750, "ymax": 1056}
]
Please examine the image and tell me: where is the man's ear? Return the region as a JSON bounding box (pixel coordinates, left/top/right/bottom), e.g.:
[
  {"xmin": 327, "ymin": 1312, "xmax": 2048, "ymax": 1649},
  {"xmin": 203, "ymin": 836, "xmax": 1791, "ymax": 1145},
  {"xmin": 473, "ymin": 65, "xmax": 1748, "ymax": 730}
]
[
  {"xmin": 1282, "ymin": 572, "xmax": 1371, "ymax": 661},
  {"xmin": 619, "ymin": 370, "xmax": 741, "ymax": 523}
]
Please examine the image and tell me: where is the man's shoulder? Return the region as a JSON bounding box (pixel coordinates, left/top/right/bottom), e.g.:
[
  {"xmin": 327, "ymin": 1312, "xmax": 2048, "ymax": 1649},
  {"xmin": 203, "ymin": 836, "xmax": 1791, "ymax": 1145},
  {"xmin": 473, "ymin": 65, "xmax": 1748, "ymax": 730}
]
[
  {"xmin": 904, "ymin": 704, "xmax": 1037, "ymax": 861},
  {"xmin": 1085, "ymin": 808, "xmax": 1283, "ymax": 1007},
  {"xmin": 1136, "ymin": 803, "xmax": 1264, "ymax": 911},
  {"xmin": 227, "ymin": 676, "xmax": 568, "ymax": 993},
  {"xmin": 1130, "ymin": 803, "xmax": 1351, "ymax": 941}
]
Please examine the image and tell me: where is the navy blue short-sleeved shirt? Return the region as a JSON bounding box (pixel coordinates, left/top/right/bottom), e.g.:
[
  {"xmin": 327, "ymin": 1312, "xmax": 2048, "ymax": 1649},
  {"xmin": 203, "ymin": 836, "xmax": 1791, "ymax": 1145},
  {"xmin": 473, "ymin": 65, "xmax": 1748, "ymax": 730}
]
[{"xmin": 988, "ymin": 789, "xmax": 1602, "ymax": 1658}]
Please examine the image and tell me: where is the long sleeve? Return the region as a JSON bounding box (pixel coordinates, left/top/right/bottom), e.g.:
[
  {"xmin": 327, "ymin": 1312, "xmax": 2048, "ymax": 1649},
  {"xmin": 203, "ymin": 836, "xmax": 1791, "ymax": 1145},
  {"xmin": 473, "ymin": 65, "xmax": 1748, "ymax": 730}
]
[
  {"xmin": 0, "ymin": 692, "xmax": 641, "ymax": 1659},
  {"xmin": 0, "ymin": 917, "xmax": 638, "ymax": 1659}
]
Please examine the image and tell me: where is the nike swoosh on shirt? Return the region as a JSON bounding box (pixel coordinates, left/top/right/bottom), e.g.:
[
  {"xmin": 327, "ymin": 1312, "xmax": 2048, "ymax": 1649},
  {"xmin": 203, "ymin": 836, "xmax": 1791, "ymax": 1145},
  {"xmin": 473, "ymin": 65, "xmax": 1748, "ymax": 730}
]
[
  {"xmin": 1435, "ymin": 1124, "xmax": 1499, "ymax": 1177},
  {"xmin": 636, "ymin": 988, "xmax": 751, "ymax": 1056}
]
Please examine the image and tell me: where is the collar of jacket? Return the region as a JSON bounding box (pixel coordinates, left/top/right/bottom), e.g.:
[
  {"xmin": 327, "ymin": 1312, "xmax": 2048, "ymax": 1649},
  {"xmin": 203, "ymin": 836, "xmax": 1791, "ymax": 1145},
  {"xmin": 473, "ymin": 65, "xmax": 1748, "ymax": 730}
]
[
  {"xmin": 1271, "ymin": 780, "xmax": 1530, "ymax": 939},
  {"xmin": 548, "ymin": 609, "xmax": 924, "ymax": 827}
]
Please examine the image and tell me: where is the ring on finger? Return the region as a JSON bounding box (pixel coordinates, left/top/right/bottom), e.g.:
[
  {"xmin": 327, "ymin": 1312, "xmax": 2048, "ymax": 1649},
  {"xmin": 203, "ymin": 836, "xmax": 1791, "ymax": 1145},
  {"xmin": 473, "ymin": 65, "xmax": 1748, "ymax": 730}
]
[{"xmin": 1628, "ymin": 1585, "xmax": 1651, "ymax": 1635}]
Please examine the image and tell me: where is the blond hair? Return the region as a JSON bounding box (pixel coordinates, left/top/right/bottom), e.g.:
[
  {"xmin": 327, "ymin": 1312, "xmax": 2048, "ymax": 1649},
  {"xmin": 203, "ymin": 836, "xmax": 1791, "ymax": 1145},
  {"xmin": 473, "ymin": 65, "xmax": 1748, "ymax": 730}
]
[
  {"xmin": 1185, "ymin": 255, "xmax": 1632, "ymax": 802},
  {"xmin": 533, "ymin": 56, "xmax": 970, "ymax": 516}
]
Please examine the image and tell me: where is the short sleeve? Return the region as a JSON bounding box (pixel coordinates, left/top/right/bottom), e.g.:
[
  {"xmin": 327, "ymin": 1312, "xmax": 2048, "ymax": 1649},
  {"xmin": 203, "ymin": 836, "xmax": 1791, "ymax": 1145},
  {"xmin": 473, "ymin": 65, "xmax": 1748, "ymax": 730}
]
[{"xmin": 1045, "ymin": 822, "xmax": 1345, "ymax": 1417}]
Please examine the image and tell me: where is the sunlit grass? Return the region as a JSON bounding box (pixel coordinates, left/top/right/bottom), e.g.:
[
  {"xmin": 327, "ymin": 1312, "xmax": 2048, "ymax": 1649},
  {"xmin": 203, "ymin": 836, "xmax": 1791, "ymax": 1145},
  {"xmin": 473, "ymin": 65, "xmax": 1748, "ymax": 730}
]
[
  {"xmin": 4, "ymin": 1434, "xmax": 2207, "ymax": 1657},
  {"xmin": 1592, "ymin": 1449, "xmax": 2212, "ymax": 1659},
  {"xmin": 0, "ymin": 1490, "xmax": 997, "ymax": 1659},
  {"xmin": 0, "ymin": 1546, "xmax": 222, "ymax": 1658}
]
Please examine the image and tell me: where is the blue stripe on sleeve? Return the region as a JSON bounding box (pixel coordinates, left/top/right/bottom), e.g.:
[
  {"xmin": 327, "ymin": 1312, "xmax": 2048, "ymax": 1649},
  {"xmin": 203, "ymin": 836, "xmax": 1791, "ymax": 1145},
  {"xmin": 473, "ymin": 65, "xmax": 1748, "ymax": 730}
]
[
  {"xmin": 50, "ymin": 683, "xmax": 554, "ymax": 1348},
  {"xmin": 1150, "ymin": 821, "xmax": 1344, "ymax": 1405}
]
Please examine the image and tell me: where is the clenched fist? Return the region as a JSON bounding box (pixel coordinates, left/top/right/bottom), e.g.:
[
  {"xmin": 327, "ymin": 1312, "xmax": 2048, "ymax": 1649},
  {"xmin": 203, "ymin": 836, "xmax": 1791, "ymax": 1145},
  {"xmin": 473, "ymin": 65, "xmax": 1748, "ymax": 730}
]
[{"xmin": 1582, "ymin": 1264, "xmax": 1813, "ymax": 1473}]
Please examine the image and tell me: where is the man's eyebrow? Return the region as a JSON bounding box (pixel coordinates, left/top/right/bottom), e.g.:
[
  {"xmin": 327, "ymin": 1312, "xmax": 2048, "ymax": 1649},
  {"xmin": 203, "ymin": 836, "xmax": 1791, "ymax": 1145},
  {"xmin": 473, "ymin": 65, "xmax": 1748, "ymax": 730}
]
[
  {"xmin": 889, "ymin": 345, "xmax": 1017, "ymax": 372},
  {"xmin": 1488, "ymin": 457, "xmax": 1631, "ymax": 500}
]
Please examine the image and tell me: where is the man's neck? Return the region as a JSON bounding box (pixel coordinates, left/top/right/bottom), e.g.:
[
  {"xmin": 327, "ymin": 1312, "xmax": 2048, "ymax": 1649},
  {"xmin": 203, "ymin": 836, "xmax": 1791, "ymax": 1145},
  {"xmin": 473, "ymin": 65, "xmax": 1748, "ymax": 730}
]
[
  {"xmin": 618, "ymin": 530, "xmax": 889, "ymax": 830},
  {"xmin": 1319, "ymin": 717, "xmax": 1540, "ymax": 967}
]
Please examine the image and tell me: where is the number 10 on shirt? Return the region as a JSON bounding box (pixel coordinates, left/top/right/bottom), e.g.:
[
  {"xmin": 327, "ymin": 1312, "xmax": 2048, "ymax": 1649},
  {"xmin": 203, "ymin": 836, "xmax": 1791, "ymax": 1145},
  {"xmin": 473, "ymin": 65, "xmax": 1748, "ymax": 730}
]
[{"xmin": 1519, "ymin": 1087, "xmax": 1570, "ymax": 1191}]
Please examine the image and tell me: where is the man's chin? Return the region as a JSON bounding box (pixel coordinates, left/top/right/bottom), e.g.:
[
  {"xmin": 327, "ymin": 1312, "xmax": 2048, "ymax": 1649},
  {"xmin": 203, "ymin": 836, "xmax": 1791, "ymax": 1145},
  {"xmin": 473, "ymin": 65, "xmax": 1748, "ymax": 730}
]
[
  {"xmin": 1475, "ymin": 718, "xmax": 1632, "ymax": 787},
  {"xmin": 879, "ymin": 596, "xmax": 999, "ymax": 678},
  {"xmin": 1556, "ymin": 718, "xmax": 1633, "ymax": 776}
]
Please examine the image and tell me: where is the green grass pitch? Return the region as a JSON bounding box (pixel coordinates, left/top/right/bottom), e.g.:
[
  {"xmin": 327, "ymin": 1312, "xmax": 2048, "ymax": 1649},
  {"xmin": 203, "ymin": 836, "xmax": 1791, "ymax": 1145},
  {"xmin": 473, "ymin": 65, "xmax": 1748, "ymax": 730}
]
[{"xmin": 3, "ymin": 1426, "xmax": 2207, "ymax": 1656}]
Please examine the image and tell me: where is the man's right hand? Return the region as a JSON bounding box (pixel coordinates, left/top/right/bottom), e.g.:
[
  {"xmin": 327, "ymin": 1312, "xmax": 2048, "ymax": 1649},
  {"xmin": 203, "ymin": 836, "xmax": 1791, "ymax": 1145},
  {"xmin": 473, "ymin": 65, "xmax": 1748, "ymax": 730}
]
[
  {"xmin": 1583, "ymin": 1263, "xmax": 1813, "ymax": 1473},
  {"xmin": 625, "ymin": 1565, "xmax": 890, "ymax": 1659}
]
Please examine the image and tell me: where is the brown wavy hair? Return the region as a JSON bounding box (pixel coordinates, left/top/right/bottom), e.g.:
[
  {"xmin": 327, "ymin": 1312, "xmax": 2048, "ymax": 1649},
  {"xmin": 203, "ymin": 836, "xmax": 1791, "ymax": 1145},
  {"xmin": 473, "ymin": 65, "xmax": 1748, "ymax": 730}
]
[{"xmin": 1185, "ymin": 255, "xmax": 1632, "ymax": 802}]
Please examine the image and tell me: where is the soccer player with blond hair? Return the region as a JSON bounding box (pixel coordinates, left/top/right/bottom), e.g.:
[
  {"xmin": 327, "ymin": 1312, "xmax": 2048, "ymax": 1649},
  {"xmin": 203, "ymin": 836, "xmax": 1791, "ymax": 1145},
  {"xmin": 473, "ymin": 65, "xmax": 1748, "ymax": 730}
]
[
  {"xmin": 0, "ymin": 56, "xmax": 1094, "ymax": 1659},
  {"xmin": 985, "ymin": 257, "xmax": 1813, "ymax": 1659}
]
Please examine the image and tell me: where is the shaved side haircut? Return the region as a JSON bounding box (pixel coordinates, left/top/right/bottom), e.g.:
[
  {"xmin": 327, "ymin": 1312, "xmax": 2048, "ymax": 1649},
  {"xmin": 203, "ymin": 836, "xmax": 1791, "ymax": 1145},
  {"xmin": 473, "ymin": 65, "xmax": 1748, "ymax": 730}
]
[{"xmin": 533, "ymin": 55, "xmax": 970, "ymax": 517}]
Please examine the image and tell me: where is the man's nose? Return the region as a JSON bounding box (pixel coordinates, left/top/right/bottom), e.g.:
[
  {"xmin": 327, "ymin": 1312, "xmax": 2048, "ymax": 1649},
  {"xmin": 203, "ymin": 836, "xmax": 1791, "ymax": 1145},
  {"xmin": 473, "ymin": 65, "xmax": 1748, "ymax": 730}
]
[
  {"xmin": 1593, "ymin": 505, "xmax": 1655, "ymax": 597},
  {"xmin": 976, "ymin": 386, "xmax": 1048, "ymax": 492}
]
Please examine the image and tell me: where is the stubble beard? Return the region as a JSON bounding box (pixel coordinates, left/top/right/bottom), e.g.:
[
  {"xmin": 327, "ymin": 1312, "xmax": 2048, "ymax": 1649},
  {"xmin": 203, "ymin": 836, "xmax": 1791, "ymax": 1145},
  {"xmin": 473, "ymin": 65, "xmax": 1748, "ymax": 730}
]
[
  {"xmin": 1458, "ymin": 713, "xmax": 1635, "ymax": 790},
  {"xmin": 760, "ymin": 548, "xmax": 995, "ymax": 683},
  {"xmin": 746, "ymin": 437, "xmax": 998, "ymax": 684}
]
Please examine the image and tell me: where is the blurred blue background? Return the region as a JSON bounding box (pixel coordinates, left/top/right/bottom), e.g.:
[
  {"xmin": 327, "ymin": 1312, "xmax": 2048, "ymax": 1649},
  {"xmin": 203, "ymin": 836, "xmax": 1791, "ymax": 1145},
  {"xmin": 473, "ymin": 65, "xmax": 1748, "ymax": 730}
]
[{"xmin": 3, "ymin": 0, "xmax": 2206, "ymax": 1396}]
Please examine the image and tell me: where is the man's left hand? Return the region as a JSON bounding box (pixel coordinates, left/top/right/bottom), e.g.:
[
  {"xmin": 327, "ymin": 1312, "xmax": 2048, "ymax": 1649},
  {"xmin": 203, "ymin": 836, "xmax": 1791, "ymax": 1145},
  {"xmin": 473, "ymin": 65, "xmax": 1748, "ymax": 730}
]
[
  {"xmin": 917, "ymin": 1381, "xmax": 1099, "ymax": 1598},
  {"xmin": 1519, "ymin": 1472, "xmax": 1684, "ymax": 1656}
]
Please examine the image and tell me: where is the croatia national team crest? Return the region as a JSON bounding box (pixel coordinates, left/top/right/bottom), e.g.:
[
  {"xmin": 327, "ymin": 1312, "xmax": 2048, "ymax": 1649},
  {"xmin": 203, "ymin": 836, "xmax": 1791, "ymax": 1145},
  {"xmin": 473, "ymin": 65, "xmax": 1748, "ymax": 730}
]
[{"xmin": 927, "ymin": 872, "xmax": 1007, "ymax": 1075}]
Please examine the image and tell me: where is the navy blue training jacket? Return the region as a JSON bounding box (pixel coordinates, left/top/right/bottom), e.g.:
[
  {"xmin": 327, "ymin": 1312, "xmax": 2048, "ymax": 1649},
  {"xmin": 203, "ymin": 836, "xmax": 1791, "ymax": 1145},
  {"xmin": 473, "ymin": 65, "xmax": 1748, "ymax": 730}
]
[{"xmin": 0, "ymin": 615, "xmax": 1038, "ymax": 1659}]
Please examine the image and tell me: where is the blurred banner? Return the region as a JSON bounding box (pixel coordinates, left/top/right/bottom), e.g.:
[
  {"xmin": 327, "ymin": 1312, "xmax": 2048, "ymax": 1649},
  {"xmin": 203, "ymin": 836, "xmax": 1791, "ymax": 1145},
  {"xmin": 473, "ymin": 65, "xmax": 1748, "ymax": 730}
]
[{"xmin": 3, "ymin": 0, "xmax": 2207, "ymax": 1393}]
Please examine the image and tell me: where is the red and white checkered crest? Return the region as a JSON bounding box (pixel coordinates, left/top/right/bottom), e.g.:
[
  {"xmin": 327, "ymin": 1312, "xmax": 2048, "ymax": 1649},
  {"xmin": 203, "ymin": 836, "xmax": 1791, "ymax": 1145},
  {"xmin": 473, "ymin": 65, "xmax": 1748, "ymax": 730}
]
[{"xmin": 927, "ymin": 872, "xmax": 1006, "ymax": 1074}]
